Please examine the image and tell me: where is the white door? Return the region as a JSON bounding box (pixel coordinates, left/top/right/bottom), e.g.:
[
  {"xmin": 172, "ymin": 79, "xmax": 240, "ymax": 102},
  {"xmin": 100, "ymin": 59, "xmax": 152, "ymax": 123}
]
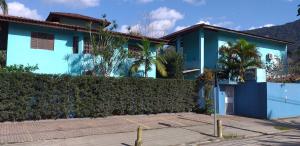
[{"xmin": 224, "ymin": 86, "xmax": 235, "ymax": 115}]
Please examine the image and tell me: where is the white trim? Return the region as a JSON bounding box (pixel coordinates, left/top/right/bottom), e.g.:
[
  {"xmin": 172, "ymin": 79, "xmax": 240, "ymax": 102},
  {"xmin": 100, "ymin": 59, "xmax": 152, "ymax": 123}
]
[
  {"xmin": 183, "ymin": 68, "xmax": 201, "ymax": 74},
  {"xmin": 200, "ymin": 30, "xmax": 204, "ymax": 74}
]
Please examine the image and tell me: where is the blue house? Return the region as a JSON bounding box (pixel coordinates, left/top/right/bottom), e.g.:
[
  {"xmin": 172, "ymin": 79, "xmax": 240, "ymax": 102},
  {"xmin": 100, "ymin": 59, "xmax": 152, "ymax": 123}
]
[
  {"xmin": 0, "ymin": 12, "xmax": 166, "ymax": 78},
  {"xmin": 161, "ymin": 24, "xmax": 300, "ymax": 120},
  {"xmin": 1, "ymin": 12, "xmax": 299, "ymax": 119},
  {"xmin": 161, "ymin": 24, "xmax": 291, "ymax": 80}
]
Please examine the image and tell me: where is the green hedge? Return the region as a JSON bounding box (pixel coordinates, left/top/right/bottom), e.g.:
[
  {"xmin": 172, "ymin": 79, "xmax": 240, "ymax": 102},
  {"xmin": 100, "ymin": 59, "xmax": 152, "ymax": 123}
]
[{"xmin": 0, "ymin": 73, "xmax": 197, "ymax": 122}]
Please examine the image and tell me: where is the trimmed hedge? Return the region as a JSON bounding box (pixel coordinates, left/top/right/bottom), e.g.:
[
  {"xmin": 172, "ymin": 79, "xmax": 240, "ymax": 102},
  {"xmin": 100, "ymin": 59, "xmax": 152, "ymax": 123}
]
[{"xmin": 0, "ymin": 73, "xmax": 197, "ymax": 122}]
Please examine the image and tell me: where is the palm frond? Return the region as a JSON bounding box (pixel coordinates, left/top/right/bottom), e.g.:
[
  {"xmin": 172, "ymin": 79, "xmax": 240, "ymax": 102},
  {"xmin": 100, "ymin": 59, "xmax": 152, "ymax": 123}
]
[
  {"xmin": 130, "ymin": 60, "xmax": 143, "ymax": 74},
  {"xmin": 0, "ymin": 0, "xmax": 8, "ymax": 15},
  {"xmin": 155, "ymin": 59, "xmax": 167, "ymax": 77}
]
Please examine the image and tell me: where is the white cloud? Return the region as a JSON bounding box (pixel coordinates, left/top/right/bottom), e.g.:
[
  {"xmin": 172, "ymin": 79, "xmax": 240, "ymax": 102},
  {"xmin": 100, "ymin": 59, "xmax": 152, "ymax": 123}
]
[
  {"xmin": 249, "ymin": 24, "xmax": 275, "ymax": 30},
  {"xmin": 8, "ymin": 2, "xmax": 42, "ymax": 20},
  {"xmin": 137, "ymin": 0, "xmax": 154, "ymax": 3},
  {"xmin": 119, "ymin": 24, "xmax": 142, "ymax": 33},
  {"xmin": 214, "ymin": 21, "xmax": 233, "ymax": 27},
  {"xmin": 124, "ymin": 0, "xmax": 206, "ymax": 5},
  {"xmin": 175, "ymin": 25, "xmax": 189, "ymax": 31},
  {"xmin": 148, "ymin": 7, "xmax": 184, "ymax": 37},
  {"xmin": 183, "ymin": 0, "xmax": 206, "ymax": 5},
  {"xmin": 149, "ymin": 7, "xmax": 184, "ymax": 21},
  {"xmin": 197, "ymin": 20, "xmax": 211, "ymax": 25},
  {"xmin": 119, "ymin": 25, "xmax": 130, "ymax": 33},
  {"xmin": 47, "ymin": 0, "xmax": 100, "ymax": 8},
  {"xmin": 234, "ymin": 26, "xmax": 241, "ymax": 30},
  {"xmin": 121, "ymin": 7, "xmax": 183, "ymax": 37},
  {"xmin": 175, "ymin": 18, "xmax": 240, "ymax": 32},
  {"xmin": 264, "ymin": 24, "xmax": 275, "ymax": 27},
  {"xmin": 197, "ymin": 19, "xmax": 233, "ymax": 28}
]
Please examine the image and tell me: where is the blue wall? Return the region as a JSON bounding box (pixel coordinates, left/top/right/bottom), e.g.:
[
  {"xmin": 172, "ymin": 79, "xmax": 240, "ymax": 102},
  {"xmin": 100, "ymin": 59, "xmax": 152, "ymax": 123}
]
[
  {"xmin": 7, "ymin": 23, "xmax": 84, "ymax": 74},
  {"xmin": 179, "ymin": 29, "xmax": 202, "ymax": 79},
  {"xmin": 217, "ymin": 32, "xmax": 287, "ymax": 67},
  {"xmin": 233, "ymin": 81, "xmax": 300, "ymax": 120},
  {"xmin": 267, "ymin": 83, "xmax": 300, "ymax": 119},
  {"xmin": 6, "ymin": 23, "xmax": 156, "ymax": 78},
  {"xmin": 217, "ymin": 85, "xmax": 226, "ymax": 115},
  {"xmin": 204, "ymin": 30, "xmax": 218, "ymax": 69},
  {"xmin": 182, "ymin": 30, "xmax": 200, "ymax": 70},
  {"xmin": 234, "ymin": 81, "xmax": 267, "ymax": 119}
]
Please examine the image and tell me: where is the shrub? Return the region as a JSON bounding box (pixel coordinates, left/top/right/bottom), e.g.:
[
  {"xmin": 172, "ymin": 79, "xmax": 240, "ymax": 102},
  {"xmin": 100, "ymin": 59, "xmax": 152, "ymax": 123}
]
[
  {"xmin": 157, "ymin": 49, "xmax": 184, "ymax": 79},
  {"xmin": 0, "ymin": 73, "xmax": 197, "ymax": 122},
  {"xmin": 0, "ymin": 64, "xmax": 38, "ymax": 73},
  {"xmin": 195, "ymin": 69, "xmax": 215, "ymax": 114}
]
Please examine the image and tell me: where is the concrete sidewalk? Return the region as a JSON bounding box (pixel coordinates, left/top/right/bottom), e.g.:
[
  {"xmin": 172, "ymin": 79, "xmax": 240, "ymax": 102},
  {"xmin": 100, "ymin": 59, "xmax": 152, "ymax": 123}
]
[{"xmin": 0, "ymin": 113, "xmax": 297, "ymax": 146}]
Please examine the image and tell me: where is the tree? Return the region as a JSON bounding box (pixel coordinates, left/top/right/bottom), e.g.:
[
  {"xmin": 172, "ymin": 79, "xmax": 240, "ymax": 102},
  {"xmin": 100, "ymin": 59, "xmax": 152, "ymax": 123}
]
[
  {"xmin": 195, "ymin": 69, "xmax": 215, "ymax": 114},
  {"xmin": 157, "ymin": 49, "xmax": 183, "ymax": 79},
  {"xmin": 88, "ymin": 16, "xmax": 129, "ymax": 77},
  {"xmin": 0, "ymin": 0, "xmax": 8, "ymax": 15},
  {"xmin": 130, "ymin": 39, "xmax": 167, "ymax": 77},
  {"xmin": 218, "ymin": 39, "xmax": 262, "ymax": 82}
]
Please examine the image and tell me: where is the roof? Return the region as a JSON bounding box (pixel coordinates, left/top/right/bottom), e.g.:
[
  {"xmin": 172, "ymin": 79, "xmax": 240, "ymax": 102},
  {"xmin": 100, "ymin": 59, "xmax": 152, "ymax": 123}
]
[
  {"xmin": 46, "ymin": 12, "xmax": 110, "ymax": 26},
  {"xmin": 0, "ymin": 15, "xmax": 167, "ymax": 44},
  {"xmin": 161, "ymin": 24, "xmax": 293, "ymax": 44}
]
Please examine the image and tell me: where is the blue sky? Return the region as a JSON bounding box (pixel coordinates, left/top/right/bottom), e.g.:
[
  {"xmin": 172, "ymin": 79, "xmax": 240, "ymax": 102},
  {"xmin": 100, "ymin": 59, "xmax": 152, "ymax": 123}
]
[{"xmin": 3, "ymin": 0, "xmax": 300, "ymax": 37}]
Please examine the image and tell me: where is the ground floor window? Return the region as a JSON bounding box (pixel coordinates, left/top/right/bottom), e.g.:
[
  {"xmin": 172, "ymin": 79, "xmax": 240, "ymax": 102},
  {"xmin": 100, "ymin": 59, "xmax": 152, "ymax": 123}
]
[
  {"xmin": 31, "ymin": 32, "xmax": 54, "ymax": 50},
  {"xmin": 84, "ymin": 37, "xmax": 92, "ymax": 54}
]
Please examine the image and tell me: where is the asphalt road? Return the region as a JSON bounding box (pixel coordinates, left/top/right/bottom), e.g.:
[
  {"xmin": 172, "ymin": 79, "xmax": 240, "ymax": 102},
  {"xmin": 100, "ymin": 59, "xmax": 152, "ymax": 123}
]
[{"xmin": 205, "ymin": 130, "xmax": 300, "ymax": 146}]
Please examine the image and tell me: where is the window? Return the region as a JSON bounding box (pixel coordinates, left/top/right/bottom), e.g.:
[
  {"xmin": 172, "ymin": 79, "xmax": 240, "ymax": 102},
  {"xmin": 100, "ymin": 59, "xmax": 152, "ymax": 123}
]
[
  {"xmin": 128, "ymin": 45, "xmax": 141, "ymax": 58},
  {"xmin": 84, "ymin": 37, "xmax": 92, "ymax": 54},
  {"xmin": 73, "ymin": 36, "xmax": 79, "ymax": 54},
  {"xmin": 31, "ymin": 32, "xmax": 54, "ymax": 50}
]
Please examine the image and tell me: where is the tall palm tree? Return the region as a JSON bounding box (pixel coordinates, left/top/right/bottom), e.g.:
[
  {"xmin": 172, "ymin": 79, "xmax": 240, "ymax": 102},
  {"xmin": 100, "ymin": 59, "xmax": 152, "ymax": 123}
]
[
  {"xmin": 219, "ymin": 39, "xmax": 262, "ymax": 82},
  {"xmin": 130, "ymin": 39, "xmax": 167, "ymax": 77},
  {"xmin": 0, "ymin": 0, "xmax": 8, "ymax": 15}
]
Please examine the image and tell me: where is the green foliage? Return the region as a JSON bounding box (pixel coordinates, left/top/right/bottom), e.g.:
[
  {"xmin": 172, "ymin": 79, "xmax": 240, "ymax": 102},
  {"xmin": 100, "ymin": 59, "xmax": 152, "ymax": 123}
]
[
  {"xmin": 195, "ymin": 69, "xmax": 215, "ymax": 114},
  {"xmin": 0, "ymin": 73, "xmax": 197, "ymax": 122},
  {"xmin": 266, "ymin": 60, "xmax": 300, "ymax": 83},
  {"xmin": 157, "ymin": 49, "xmax": 184, "ymax": 79},
  {"xmin": 0, "ymin": 64, "xmax": 38, "ymax": 73},
  {"xmin": 0, "ymin": 0, "xmax": 7, "ymax": 15},
  {"xmin": 218, "ymin": 39, "xmax": 262, "ymax": 82},
  {"xmin": 130, "ymin": 39, "xmax": 167, "ymax": 77},
  {"xmin": 87, "ymin": 16, "xmax": 128, "ymax": 77},
  {"xmin": 0, "ymin": 50, "xmax": 5, "ymax": 68}
]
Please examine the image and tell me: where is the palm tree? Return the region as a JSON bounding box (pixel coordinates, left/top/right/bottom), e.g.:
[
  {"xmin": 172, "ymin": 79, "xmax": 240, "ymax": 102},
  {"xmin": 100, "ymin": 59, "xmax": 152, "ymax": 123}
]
[
  {"xmin": 0, "ymin": 0, "xmax": 8, "ymax": 15},
  {"xmin": 219, "ymin": 39, "xmax": 262, "ymax": 82},
  {"xmin": 157, "ymin": 49, "xmax": 183, "ymax": 79},
  {"xmin": 130, "ymin": 39, "xmax": 167, "ymax": 77}
]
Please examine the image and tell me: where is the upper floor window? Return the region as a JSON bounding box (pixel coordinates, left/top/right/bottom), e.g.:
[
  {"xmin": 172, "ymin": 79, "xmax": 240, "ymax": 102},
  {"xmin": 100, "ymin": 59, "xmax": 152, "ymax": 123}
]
[
  {"xmin": 83, "ymin": 37, "xmax": 92, "ymax": 54},
  {"xmin": 73, "ymin": 36, "xmax": 79, "ymax": 54},
  {"xmin": 128, "ymin": 45, "xmax": 141, "ymax": 58},
  {"xmin": 31, "ymin": 32, "xmax": 54, "ymax": 50}
]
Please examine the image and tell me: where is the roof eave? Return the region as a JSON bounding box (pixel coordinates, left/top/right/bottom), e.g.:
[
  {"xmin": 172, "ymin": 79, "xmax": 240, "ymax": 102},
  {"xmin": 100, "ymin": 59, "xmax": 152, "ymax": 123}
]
[
  {"xmin": 161, "ymin": 24, "xmax": 293, "ymax": 45},
  {"xmin": 0, "ymin": 15, "xmax": 166, "ymax": 44}
]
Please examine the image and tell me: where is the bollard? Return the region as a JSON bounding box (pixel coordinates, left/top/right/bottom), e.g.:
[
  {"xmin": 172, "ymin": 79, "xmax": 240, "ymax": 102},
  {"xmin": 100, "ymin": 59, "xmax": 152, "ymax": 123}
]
[
  {"xmin": 217, "ymin": 120, "xmax": 223, "ymax": 138},
  {"xmin": 135, "ymin": 126, "xmax": 143, "ymax": 146}
]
